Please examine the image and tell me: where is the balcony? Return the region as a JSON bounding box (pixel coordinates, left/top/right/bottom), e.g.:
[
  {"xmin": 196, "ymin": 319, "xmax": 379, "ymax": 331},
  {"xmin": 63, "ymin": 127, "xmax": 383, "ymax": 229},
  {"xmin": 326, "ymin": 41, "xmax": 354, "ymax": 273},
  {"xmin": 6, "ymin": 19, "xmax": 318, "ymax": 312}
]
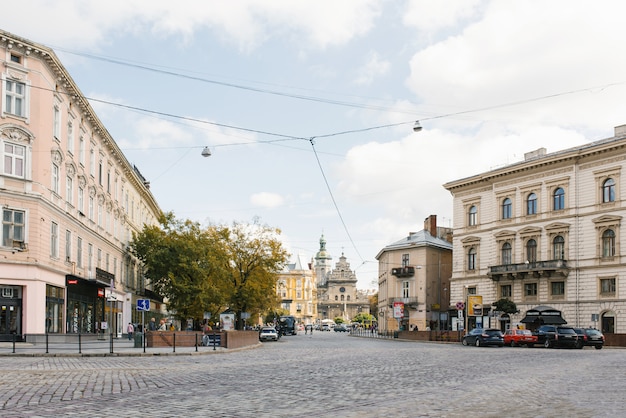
[
  {"xmin": 391, "ymin": 266, "xmax": 415, "ymax": 278},
  {"xmin": 389, "ymin": 297, "xmax": 418, "ymax": 309},
  {"xmin": 488, "ymin": 260, "xmax": 569, "ymax": 281}
]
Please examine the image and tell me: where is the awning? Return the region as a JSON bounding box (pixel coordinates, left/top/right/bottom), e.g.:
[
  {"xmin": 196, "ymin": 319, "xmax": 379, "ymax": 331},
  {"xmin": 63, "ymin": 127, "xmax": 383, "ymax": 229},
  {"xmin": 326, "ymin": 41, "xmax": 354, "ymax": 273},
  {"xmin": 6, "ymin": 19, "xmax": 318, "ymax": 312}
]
[{"xmin": 520, "ymin": 305, "xmax": 567, "ymax": 325}]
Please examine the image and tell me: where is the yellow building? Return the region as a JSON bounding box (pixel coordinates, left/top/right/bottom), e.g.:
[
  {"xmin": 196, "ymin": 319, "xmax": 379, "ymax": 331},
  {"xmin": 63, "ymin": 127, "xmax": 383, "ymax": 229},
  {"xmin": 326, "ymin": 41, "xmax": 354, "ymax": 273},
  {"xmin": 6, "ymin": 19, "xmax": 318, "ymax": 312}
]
[{"xmin": 276, "ymin": 254, "xmax": 317, "ymax": 325}]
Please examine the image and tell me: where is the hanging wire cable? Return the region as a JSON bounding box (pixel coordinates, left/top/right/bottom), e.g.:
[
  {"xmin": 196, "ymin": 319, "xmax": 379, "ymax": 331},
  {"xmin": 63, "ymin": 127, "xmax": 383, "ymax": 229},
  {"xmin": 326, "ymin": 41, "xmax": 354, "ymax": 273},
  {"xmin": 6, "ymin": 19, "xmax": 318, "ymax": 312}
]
[{"xmin": 308, "ymin": 137, "xmax": 364, "ymax": 263}]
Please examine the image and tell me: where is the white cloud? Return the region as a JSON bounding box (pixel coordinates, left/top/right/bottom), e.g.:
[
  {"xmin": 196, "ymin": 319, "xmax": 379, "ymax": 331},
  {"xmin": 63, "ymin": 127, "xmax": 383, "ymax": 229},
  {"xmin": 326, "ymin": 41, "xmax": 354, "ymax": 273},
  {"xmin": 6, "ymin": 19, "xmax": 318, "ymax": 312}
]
[
  {"xmin": 250, "ymin": 192, "xmax": 285, "ymax": 208},
  {"xmin": 2, "ymin": 0, "xmax": 383, "ymax": 51},
  {"xmin": 354, "ymin": 51, "xmax": 391, "ymax": 86},
  {"xmin": 404, "ymin": 0, "xmax": 483, "ymax": 33}
]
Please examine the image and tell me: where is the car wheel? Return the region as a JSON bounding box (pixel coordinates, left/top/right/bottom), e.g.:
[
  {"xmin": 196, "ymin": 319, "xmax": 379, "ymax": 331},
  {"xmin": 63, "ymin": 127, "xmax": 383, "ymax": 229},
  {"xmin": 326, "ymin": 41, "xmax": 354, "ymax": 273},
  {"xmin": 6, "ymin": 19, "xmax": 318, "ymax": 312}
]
[
  {"xmin": 595, "ymin": 345, "xmax": 603, "ymax": 350},
  {"xmin": 527, "ymin": 344, "xmax": 534, "ymax": 348},
  {"xmin": 475, "ymin": 338, "xmax": 481, "ymax": 347},
  {"xmin": 576, "ymin": 341, "xmax": 584, "ymax": 349},
  {"xmin": 544, "ymin": 339, "xmax": 552, "ymax": 348},
  {"xmin": 510, "ymin": 340, "xmax": 517, "ymax": 347},
  {"xmin": 462, "ymin": 338, "xmax": 468, "ymax": 346}
]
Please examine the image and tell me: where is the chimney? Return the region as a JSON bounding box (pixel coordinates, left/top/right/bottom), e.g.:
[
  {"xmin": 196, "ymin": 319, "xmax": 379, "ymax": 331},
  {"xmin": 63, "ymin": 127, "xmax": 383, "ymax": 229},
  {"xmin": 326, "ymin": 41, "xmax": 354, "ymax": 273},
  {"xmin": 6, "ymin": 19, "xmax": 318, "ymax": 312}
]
[
  {"xmin": 615, "ymin": 125, "xmax": 626, "ymax": 137},
  {"xmin": 424, "ymin": 215, "xmax": 437, "ymax": 237}
]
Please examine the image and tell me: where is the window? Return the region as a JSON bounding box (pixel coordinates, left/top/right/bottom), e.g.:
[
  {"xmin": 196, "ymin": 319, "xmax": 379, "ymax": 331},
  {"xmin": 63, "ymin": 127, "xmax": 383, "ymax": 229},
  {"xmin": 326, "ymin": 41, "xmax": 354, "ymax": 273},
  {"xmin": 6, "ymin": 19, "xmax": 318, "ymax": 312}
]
[
  {"xmin": 551, "ymin": 281, "xmax": 565, "ymax": 296},
  {"xmin": 50, "ymin": 222, "xmax": 59, "ymax": 258},
  {"xmin": 501, "ymin": 242, "xmax": 512, "ymax": 265},
  {"xmin": 602, "ymin": 229, "xmax": 616, "ymax": 258},
  {"xmin": 77, "ymin": 237, "xmax": 83, "ymax": 268},
  {"xmin": 402, "ymin": 281, "xmax": 410, "ymax": 298},
  {"xmin": 526, "ymin": 239, "xmax": 537, "ymax": 263},
  {"xmin": 524, "ymin": 282, "xmax": 537, "ymax": 297},
  {"xmin": 88, "ymin": 243, "xmax": 93, "ymax": 276},
  {"xmin": 88, "ymin": 196, "xmax": 94, "ymax": 220},
  {"xmin": 468, "ymin": 205, "xmax": 477, "ymax": 226},
  {"xmin": 2, "ymin": 209, "xmax": 25, "ymax": 246},
  {"xmin": 402, "ymin": 253, "xmax": 409, "ymax": 267},
  {"xmin": 67, "ymin": 119, "xmax": 74, "ymax": 153},
  {"xmin": 502, "ymin": 198, "xmax": 512, "ymax": 219},
  {"xmin": 66, "ymin": 176, "xmax": 73, "ymax": 204},
  {"xmin": 553, "ymin": 187, "xmax": 565, "ymax": 210},
  {"xmin": 468, "ymin": 248, "xmax": 476, "ymax": 270},
  {"xmin": 5, "ymin": 79, "xmax": 26, "ymax": 117},
  {"xmin": 65, "ymin": 230, "xmax": 71, "ymax": 261},
  {"xmin": 53, "ymin": 105, "xmax": 61, "ymax": 139},
  {"xmin": 78, "ymin": 187, "xmax": 84, "ymax": 214},
  {"xmin": 500, "ymin": 284, "xmax": 512, "ymax": 298},
  {"xmin": 553, "ymin": 235, "xmax": 565, "ymax": 260},
  {"xmin": 467, "ymin": 287, "xmax": 477, "ymax": 295},
  {"xmin": 3, "ymin": 143, "xmax": 25, "ymax": 177},
  {"xmin": 79, "ymin": 136, "xmax": 85, "ymax": 165},
  {"xmin": 89, "ymin": 149, "xmax": 95, "ymax": 177},
  {"xmin": 600, "ymin": 278, "xmax": 616, "ymax": 295},
  {"xmin": 10, "ymin": 54, "xmax": 21, "ymax": 64},
  {"xmin": 527, "ymin": 193, "xmax": 537, "ymax": 215},
  {"xmin": 602, "ymin": 178, "xmax": 615, "ymax": 203},
  {"xmin": 51, "ymin": 163, "xmax": 59, "ymax": 194}
]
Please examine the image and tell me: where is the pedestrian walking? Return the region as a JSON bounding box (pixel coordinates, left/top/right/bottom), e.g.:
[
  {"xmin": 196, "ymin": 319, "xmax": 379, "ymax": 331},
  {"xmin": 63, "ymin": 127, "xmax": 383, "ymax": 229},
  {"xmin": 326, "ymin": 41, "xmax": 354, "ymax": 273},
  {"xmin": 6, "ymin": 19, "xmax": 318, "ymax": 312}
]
[{"xmin": 127, "ymin": 322, "xmax": 134, "ymax": 340}]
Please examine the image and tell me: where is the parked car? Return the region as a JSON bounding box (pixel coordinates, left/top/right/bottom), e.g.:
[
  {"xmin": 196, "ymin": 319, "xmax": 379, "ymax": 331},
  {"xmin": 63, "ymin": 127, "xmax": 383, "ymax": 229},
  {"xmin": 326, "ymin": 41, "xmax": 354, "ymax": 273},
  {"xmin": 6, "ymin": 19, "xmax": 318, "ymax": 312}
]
[
  {"xmin": 461, "ymin": 328, "xmax": 504, "ymax": 347},
  {"xmin": 582, "ymin": 328, "xmax": 605, "ymax": 349},
  {"xmin": 334, "ymin": 324, "xmax": 349, "ymax": 332},
  {"xmin": 321, "ymin": 324, "xmax": 331, "ymax": 331},
  {"xmin": 572, "ymin": 328, "xmax": 588, "ymax": 349},
  {"xmin": 534, "ymin": 325, "xmax": 580, "ymax": 349},
  {"xmin": 503, "ymin": 329, "xmax": 538, "ymax": 347},
  {"xmin": 259, "ymin": 326, "xmax": 279, "ymax": 342}
]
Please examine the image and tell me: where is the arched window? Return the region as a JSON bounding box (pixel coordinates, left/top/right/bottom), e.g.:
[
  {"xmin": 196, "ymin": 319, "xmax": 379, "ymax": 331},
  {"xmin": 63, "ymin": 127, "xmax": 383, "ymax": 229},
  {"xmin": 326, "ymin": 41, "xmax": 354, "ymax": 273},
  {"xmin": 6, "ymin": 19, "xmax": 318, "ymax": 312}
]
[
  {"xmin": 501, "ymin": 242, "xmax": 512, "ymax": 265},
  {"xmin": 334, "ymin": 295, "xmax": 338, "ymax": 301},
  {"xmin": 502, "ymin": 198, "xmax": 512, "ymax": 219},
  {"xmin": 340, "ymin": 295, "xmax": 344, "ymax": 301},
  {"xmin": 526, "ymin": 239, "xmax": 537, "ymax": 263},
  {"xmin": 468, "ymin": 248, "xmax": 476, "ymax": 270},
  {"xmin": 527, "ymin": 193, "xmax": 537, "ymax": 215},
  {"xmin": 602, "ymin": 229, "xmax": 616, "ymax": 257},
  {"xmin": 347, "ymin": 295, "xmax": 350, "ymax": 301},
  {"xmin": 553, "ymin": 187, "xmax": 565, "ymax": 211},
  {"xmin": 468, "ymin": 205, "xmax": 477, "ymax": 226},
  {"xmin": 553, "ymin": 235, "xmax": 565, "ymax": 260},
  {"xmin": 603, "ymin": 178, "xmax": 615, "ymax": 203}
]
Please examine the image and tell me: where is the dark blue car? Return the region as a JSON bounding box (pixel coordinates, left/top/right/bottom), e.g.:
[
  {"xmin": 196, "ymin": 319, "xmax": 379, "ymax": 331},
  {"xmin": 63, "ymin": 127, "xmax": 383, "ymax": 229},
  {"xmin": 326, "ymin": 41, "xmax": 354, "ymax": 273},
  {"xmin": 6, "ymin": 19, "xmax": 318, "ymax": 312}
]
[{"xmin": 462, "ymin": 328, "xmax": 504, "ymax": 347}]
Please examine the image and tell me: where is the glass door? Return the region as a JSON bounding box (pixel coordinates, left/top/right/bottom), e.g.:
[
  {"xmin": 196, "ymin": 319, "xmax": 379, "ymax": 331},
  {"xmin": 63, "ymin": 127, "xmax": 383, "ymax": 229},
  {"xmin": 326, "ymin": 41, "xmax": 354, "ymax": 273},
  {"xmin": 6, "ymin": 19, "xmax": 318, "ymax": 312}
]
[{"xmin": 0, "ymin": 302, "xmax": 21, "ymax": 341}]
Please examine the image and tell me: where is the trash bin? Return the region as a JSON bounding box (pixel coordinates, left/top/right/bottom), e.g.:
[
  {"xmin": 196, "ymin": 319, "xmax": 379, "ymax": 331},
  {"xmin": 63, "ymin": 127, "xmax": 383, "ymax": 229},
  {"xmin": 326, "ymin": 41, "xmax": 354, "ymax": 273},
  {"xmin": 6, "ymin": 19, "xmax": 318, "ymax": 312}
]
[{"xmin": 134, "ymin": 332, "xmax": 144, "ymax": 348}]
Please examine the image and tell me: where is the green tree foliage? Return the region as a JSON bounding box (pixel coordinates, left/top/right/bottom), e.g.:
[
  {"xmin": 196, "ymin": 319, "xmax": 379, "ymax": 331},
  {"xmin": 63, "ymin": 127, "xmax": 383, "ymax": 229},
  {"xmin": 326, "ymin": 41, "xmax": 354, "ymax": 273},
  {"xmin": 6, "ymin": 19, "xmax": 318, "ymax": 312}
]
[
  {"xmin": 130, "ymin": 214, "xmax": 289, "ymax": 330},
  {"xmin": 492, "ymin": 298, "xmax": 518, "ymax": 314},
  {"xmin": 352, "ymin": 313, "xmax": 375, "ymax": 325}
]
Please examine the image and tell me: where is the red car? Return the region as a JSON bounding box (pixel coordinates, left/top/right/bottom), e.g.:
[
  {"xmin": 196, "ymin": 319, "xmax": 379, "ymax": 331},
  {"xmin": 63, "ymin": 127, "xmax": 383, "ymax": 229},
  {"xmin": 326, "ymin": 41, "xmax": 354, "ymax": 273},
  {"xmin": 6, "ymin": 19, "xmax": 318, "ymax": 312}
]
[{"xmin": 503, "ymin": 329, "xmax": 537, "ymax": 347}]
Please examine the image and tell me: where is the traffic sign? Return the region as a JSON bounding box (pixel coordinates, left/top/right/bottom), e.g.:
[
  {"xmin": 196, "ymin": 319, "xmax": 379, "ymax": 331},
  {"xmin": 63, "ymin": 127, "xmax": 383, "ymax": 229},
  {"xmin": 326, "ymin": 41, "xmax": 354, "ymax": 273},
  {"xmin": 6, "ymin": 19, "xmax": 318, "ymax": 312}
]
[
  {"xmin": 137, "ymin": 299, "xmax": 150, "ymax": 311},
  {"xmin": 456, "ymin": 301, "xmax": 465, "ymax": 310}
]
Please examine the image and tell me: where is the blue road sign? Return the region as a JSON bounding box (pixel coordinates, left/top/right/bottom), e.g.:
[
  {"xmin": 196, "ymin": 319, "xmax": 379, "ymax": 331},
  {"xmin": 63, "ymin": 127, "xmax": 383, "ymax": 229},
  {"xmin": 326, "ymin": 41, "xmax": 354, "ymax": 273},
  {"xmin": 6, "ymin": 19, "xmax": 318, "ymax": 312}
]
[{"xmin": 137, "ymin": 299, "xmax": 150, "ymax": 311}]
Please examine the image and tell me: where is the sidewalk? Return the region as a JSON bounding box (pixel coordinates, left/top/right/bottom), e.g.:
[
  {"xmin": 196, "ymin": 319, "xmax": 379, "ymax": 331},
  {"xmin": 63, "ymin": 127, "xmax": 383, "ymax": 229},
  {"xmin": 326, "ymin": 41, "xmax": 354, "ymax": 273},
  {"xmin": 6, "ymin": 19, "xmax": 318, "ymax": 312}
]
[{"xmin": 0, "ymin": 337, "xmax": 235, "ymax": 357}]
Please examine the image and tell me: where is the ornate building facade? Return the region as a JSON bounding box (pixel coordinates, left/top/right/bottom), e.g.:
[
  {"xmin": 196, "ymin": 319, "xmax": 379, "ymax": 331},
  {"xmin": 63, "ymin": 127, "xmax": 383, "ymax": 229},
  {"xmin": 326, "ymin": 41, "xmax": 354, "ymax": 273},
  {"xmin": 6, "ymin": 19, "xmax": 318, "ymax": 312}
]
[
  {"xmin": 0, "ymin": 30, "xmax": 162, "ymax": 341},
  {"xmin": 444, "ymin": 125, "xmax": 626, "ymax": 333},
  {"xmin": 314, "ymin": 235, "xmax": 370, "ymax": 323},
  {"xmin": 276, "ymin": 254, "xmax": 317, "ymax": 325}
]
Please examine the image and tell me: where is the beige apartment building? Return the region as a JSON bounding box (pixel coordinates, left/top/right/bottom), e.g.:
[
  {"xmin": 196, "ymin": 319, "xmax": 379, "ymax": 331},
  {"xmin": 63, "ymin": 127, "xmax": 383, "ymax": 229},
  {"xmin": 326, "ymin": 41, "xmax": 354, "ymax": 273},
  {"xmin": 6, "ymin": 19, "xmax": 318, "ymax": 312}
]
[
  {"xmin": 376, "ymin": 215, "xmax": 452, "ymax": 332},
  {"xmin": 0, "ymin": 30, "xmax": 162, "ymax": 341},
  {"xmin": 444, "ymin": 125, "xmax": 626, "ymax": 334}
]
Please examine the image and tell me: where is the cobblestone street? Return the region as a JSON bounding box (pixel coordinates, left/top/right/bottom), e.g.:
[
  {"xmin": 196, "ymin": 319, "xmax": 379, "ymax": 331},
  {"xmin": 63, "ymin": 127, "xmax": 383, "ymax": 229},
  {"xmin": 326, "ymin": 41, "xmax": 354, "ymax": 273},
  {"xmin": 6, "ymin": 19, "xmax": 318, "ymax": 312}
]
[{"xmin": 0, "ymin": 332, "xmax": 624, "ymax": 418}]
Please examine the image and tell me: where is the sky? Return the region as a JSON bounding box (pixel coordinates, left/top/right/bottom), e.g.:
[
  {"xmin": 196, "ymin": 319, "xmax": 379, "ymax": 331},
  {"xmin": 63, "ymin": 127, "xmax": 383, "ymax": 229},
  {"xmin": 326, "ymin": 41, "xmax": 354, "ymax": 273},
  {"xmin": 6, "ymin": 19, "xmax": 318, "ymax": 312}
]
[{"xmin": 4, "ymin": 1, "xmax": 626, "ymax": 290}]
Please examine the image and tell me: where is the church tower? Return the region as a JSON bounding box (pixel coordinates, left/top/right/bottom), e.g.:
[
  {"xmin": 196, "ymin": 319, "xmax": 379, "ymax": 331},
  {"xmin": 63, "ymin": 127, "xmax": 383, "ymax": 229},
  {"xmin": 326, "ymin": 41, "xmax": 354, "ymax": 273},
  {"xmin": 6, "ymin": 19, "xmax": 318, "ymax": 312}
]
[{"xmin": 314, "ymin": 234, "xmax": 333, "ymax": 287}]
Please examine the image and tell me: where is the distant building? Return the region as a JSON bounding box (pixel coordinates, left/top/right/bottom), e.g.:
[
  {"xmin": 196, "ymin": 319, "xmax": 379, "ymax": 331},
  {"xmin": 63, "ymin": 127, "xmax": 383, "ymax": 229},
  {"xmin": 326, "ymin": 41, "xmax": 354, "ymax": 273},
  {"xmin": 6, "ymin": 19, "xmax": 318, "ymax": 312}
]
[
  {"xmin": 376, "ymin": 215, "xmax": 452, "ymax": 332},
  {"xmin": 276, "ymin": 254, "xmax": 317, "ymax": 325},
  {"xmin": 444, "ymin": 125, "xmax": 626, "ymax": 333},
  {"xmin": 314, "ymin": 235, "xmax": 370, "ymax": 323},
  {"xmin": 0, "ymin": 30, "xmax": 162, "ymax": 341}
]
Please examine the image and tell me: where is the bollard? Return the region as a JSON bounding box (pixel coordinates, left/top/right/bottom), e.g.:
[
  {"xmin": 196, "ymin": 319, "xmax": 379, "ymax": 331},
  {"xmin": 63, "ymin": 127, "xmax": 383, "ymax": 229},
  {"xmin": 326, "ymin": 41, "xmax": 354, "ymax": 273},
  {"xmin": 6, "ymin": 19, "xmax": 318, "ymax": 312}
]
[
  {"xmin": 46, "ymin": 332, "xmax": 49, "ymax": 354},
  {"xmin": 213, "ymin": 331, "xmax": 216, "ymax": 351},
  {"xmin": 195, "ymin": 333, "xmax": 198, "ymax": 352},
  {"xmin": 173, "ymin": 333, "xmax": 176, "ymax": 353},
  {"xmin": 143, "ymin": 331, "xmax": 146, "ymax": 353},
  {"xmin": 12, "ymin": 333, "xmax": 16, "ymax": 354},
  {"xmin": 78, "ymin": 332, "xmax": 81, "ymax": 354},
  {"xmin": 110, "ymin": 331, "xmax": 114, "ymax": 354}
]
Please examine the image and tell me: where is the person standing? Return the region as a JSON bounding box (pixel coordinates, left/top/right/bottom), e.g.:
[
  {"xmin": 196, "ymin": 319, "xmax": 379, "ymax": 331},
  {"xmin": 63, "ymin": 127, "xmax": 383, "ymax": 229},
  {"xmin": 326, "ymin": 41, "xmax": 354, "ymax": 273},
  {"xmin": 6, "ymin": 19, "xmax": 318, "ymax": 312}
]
[
  {"xmin": 127, "ymin": 322, "xmax": 134, "ymax": 340},
  {"xmin": 148, "ymin": 317, "xmax": 157, "ymax": 331}
]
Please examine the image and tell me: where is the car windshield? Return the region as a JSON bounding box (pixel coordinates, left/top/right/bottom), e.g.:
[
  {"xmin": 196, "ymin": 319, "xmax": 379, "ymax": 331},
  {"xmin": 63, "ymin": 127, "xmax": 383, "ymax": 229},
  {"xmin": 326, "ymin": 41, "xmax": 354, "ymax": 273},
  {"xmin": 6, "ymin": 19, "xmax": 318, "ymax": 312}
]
[
  {"xmin": 520, "ymin": 330, "xmax": 531, "ymax": 335},
  {"xmin": 586, "ymin": 329, "xmax": 601, "ymax": 336},
  {"xmin": 485, "ymin": 330, "xmax": 502, "ymax": 336},
  {"xmin": 262, "ymin": 329, "xmax": 275, "ymax": 333},
  {"xmin": 559, "ymin": 328, "xmax": 576, "ymax": 334}
]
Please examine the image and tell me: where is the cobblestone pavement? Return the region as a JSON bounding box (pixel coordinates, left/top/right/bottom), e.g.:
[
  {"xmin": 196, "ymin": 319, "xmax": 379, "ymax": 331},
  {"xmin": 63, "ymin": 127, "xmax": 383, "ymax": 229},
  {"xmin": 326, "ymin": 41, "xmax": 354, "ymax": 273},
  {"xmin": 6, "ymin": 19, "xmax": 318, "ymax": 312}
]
[{"xmin": 0, "ymin": 332, "xmax": 625, "ymax": 418}]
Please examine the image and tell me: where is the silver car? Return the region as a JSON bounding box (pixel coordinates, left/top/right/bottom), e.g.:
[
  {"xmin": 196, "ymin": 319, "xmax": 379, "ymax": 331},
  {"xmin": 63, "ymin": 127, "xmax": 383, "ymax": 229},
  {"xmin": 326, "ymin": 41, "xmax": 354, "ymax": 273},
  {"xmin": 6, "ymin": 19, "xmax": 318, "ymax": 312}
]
[{"xmin": 259, "ymin": 326, "xmax": 278, "ymax": 342}]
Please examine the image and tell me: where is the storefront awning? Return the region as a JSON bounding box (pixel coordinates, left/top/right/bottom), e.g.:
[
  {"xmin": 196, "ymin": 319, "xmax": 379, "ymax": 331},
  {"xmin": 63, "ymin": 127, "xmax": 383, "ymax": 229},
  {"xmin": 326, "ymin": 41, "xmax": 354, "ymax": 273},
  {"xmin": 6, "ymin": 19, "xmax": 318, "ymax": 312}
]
[{"xmin": 520, "ymin": 305, "xmax": 567, "ymax": 325}]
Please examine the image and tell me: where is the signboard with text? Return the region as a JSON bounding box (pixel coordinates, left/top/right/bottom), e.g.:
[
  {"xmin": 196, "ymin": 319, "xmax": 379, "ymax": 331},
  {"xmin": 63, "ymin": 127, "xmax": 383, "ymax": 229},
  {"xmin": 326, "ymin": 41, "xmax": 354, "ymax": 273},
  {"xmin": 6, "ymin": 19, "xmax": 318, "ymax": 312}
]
[
  {"xmin": 467, "ymin": 295, "xmax": 483, "ymax": 316},
  {"xmin": 393, "ymin": 302, "xmax": 404, "ymax": 319}
]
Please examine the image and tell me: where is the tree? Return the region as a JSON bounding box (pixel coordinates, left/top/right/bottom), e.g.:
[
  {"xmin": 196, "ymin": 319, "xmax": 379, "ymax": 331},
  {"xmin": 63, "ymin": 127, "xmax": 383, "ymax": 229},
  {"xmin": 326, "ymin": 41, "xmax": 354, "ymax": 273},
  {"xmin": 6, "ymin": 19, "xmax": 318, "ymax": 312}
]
[
  {"xmin": 130, "ymin": 214, "xmax": 288, "ymax": 330},
  {"xmin": 492, "ymin": 298, "xmax": 518, "ymax": 314},
  {"xmin": 214, "ymin": 219, "xmax": 289, "ymax": 330}
]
